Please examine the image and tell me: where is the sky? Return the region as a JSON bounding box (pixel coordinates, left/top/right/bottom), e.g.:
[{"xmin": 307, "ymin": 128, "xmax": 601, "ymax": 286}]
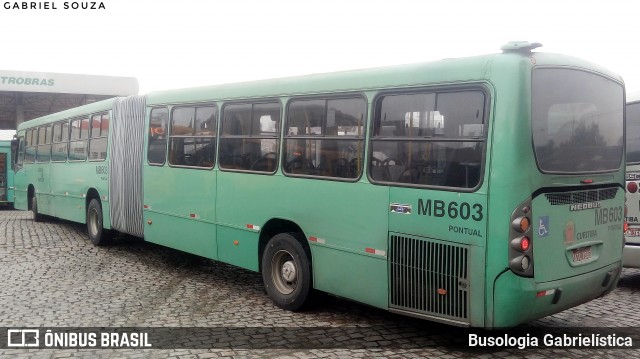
[{"xmin": 2, "ymin": 0, "xmax": 639, "ymax": 97}]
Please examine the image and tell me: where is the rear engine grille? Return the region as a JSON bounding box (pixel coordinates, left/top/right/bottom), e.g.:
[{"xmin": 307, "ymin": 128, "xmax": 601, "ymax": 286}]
[
  {"xmin": 389, "ymin": 234, "xmax": 469, "ymax": 323},
  {"xmin": 545, "ymin": 187, "xmax": 618, "ymax": 205}
]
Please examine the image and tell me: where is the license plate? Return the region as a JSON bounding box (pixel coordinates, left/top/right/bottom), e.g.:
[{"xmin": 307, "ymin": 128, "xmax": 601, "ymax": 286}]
[
  {"xmin": 572, "ymin": 246, "xmax": 592, "ymax": 263},
  {"xmin": 625, "ymin": 228, "xmax": 640, "ymax": 237}
]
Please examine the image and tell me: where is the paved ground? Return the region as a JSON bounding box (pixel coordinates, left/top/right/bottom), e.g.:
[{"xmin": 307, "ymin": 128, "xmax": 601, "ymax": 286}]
[{"xmin": 0, "ymin": 208, "xmax": 639, "ymax": 358}]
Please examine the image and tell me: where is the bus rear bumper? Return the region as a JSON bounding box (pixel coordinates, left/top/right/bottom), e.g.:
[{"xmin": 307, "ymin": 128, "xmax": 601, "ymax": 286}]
[{"xmin": 491, "ymin": 261, "xmax": 621, "ymax": 328}]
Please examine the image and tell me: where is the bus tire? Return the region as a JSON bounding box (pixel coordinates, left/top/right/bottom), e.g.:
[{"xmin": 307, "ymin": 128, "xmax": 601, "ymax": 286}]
[
  {"xmin": 261, "ymin": 232, "xmax": 312, "ymax": 311},
  {"xmin": 31, "ymin": 196, "xmax": 43, "ymax": 222},
  {"xmin": 87, "ymin": 199, "xmax": 111, "ymax": 246}
]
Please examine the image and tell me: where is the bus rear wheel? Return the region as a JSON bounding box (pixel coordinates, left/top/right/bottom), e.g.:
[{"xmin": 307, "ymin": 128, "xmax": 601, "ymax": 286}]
[
  {"xmin": 87, "ymin": 199, "xmax": 111, "ymax": 246},
  {"xmin": 261, "ymin": 232, "xmax": 312, "ymax": 311},
  {"xmin": 31, "ymin": 196, "xmax": 43, "ymax": 222}
]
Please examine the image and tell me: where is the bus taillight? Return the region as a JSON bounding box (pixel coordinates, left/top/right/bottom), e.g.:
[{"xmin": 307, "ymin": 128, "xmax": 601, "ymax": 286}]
[
  {"xmin": 509, "ymin": 198, "xmax": 534, "ymax": 277},
  {"xmin": 510, "ymin": 236, "xmax": 531, "ymax": 252},
  {"xmin": 512, "ymin": 217, "xmax": 530, "ymax": 233},
  {"xmin": 627, "ymin": 182, "xmax": 638, "ymax": 193}
]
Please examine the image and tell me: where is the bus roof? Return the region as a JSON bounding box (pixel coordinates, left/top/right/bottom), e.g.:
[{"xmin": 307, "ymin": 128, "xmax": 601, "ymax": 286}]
[
  {"xmin": 16, "ymin": 46, "xmax": 624, "ymax": 131},
  {"xmin": 145, "ymin": 50, "xmax": 622, "ymax": 106},
  {"xmin": 17, "ymin": 97, "xmax": 118, "ymax": 131}
]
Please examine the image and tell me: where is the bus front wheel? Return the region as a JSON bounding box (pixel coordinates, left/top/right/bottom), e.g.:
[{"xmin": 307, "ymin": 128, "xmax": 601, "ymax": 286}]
[
  {"xmin": 261, "ymin": 232, "xmax": 312, "ymax": 311},
  {"xmin": 31, "ymin": 196, "xmax": 43, "ymax": 222},
  {"xmin": 87, "ymin": 199, "xmax": 111, "ymax": 246}
]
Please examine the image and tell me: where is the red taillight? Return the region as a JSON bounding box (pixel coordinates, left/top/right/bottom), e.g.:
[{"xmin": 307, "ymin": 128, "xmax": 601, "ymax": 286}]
[
  {"xmin": 511, "ymin": 236, "xmax": 532, "ymax": 252},
  {"xmin": 627, "ymin": 182, "xmax": 638, "ymax": 193}
]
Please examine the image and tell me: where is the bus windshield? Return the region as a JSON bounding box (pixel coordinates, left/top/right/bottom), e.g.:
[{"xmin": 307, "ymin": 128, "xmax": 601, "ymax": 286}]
[
  {"xmin": 532, "ymin": 68, "xmax": 624, "ymax": 173},
  {"xmin": 626, "ymin": 102, "xmax": 640, "ymax": 164}
]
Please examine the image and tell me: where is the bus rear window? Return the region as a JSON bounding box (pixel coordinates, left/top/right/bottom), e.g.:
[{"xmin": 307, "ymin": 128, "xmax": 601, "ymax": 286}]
[
  {"xmin": 532, "ymin": 69, "xmax": 623, "ymax": 173},
  {"xmin": 626, "ymin": 102, "xmax": 640, "ymax": 164}
]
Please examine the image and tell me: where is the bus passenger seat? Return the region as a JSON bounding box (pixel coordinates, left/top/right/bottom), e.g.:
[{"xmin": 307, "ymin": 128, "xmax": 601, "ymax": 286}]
[{"xmin": 445, "ymin": 147, "xmax": 481, "ymax": 188}]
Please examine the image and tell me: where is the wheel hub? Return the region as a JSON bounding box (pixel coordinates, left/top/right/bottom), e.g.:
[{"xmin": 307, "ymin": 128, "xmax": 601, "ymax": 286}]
[
  {"xmin": 270, "ymin": 250, "xmax": 298, "ymax": 295},
  {"xmin": 89, "ymin": 208, "xmax": 100, "ymax": 236},
  {"xmin": 281, "ymin": 260, "xmax": 296, "ymax": 282}
]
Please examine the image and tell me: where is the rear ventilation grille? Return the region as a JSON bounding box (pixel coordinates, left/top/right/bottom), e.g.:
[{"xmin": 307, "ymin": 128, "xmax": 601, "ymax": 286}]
[
  {"xmin": 545, "ymin": 187, "xmax": 618, "ymax": 205},
  {"xmin": 389, "ymin": 234, "xmax": 469, "ymax": 323}
]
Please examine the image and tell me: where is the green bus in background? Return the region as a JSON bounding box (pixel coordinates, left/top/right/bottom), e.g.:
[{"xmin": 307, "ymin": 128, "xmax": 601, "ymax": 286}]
[
  {"xmin": 624, "ymin": 98, "xmax": 640, "ymax": 268},
  {"xmin": 13, "ymin": 42, "xmax": 625, "ymax": 328},
  {"xmin": 0, "ymin": 130, "xmax": 16, "ymax": 206}
]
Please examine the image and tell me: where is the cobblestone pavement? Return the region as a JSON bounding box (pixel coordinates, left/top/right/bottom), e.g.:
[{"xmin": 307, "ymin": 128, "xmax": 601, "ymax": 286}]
[{"xmin": 0, "ymin": 208, "xmax": 639, "ymax": 358}]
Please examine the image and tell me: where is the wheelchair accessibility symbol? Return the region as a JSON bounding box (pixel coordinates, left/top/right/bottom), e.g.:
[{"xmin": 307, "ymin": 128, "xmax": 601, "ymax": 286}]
[{"xmin": 538, "ymin": 216, "xmax": 549, "ymax": 237}]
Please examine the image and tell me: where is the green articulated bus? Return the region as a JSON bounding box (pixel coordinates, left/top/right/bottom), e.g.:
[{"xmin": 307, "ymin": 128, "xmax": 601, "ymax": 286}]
[
  {"xmin": 624, "ymin": 99, "xmax": 640, "ymax": 268},
  {"xmin": 13, "ymin": 42, "xmax": 625, "ymax": 328},
  {"xmin": 0, "ymin": 130, "xmax": 16, "ymax": 206}
]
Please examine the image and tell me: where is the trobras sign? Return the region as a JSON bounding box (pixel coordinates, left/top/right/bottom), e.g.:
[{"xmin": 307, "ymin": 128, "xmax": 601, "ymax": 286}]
[
  {"xmin": 0, "ymin": 76, "xmax": 55, "ymax": 87},
  {"xmin": 0, "ymin": 70, "xmax": 138, "ymax": 96}
]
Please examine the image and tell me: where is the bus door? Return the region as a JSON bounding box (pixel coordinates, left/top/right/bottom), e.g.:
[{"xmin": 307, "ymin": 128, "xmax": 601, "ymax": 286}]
[
  {"xmin": 13, "ymin": 134, "xmax": 27, "ymax": 210},
  {"xmin": 142, "ymin": 105, "xmax": 218, "ymax": 259}
]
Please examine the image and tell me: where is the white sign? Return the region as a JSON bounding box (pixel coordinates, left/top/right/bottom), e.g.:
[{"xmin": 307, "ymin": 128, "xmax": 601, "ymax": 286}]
[{"xmin": 0, "ymin": 70, "xmax": 138, "ymax": 96}]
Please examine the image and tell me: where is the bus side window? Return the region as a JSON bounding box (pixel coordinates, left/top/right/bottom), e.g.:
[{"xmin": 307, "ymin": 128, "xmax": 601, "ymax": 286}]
[
  {"xmin": 284, "ymin": 97, "xmax": 365, "ymax": 179},
  {"xmin": 370, "ymin": 90, "xmax": 485, "ymax": 188},
  {"xmin": 148, "ymin": 107, "xmax": 169, "ymax": 165},
  {"xmin": 69, "ymin": 118, "xmax": 88, "ymax": 161},
  {"xmin": 36, "ymin": 125, "xmax": 52, "ymax": 163},
  {"xmin": 89, "ymin": 113, "xmax": 108, "ymax": 161},
  {"xmin": 219, "ymin": 101, "xmax": 281, "ymax": 173},
  {"xmin": 51, "ymin": 121, "xmax": 68, "ymax": 162},
  {"xmin": 25, "ymin": 129, "xmax": 36, "ymax": 163},
  {"xmin": 168, "ymin": 105, "xmax": 217, "ymax": 168},
  {"xmin": 13, "ymin": 136, "xmax": 24, "ymax": 170}
]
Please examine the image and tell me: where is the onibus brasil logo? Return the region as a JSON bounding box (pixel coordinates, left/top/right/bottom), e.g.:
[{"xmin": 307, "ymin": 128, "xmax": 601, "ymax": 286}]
[{"xmin": 6, "ymin": 329, "xmax": 152, "ymax": 348}]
